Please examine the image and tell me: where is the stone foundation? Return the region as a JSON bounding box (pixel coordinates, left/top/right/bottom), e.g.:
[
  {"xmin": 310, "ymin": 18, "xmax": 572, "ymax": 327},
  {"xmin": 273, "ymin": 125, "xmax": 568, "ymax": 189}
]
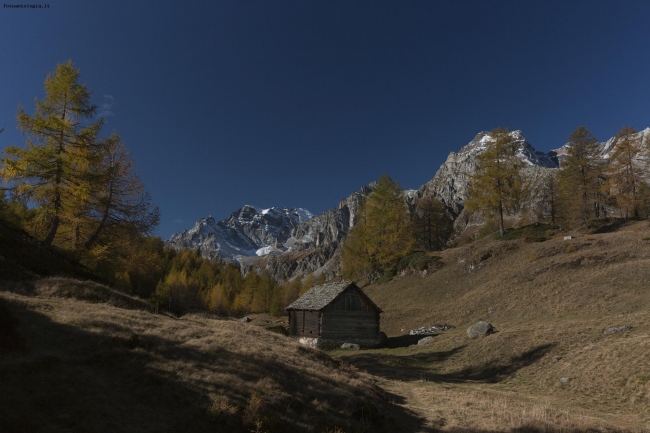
[{"xmin": 296, "ymin": 336, "xmax": 383, "ymax": 349}]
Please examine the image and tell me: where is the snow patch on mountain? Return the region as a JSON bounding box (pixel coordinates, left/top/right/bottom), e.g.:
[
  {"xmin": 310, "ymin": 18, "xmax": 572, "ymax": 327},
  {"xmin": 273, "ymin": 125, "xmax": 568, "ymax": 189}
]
[
  {"xmin": 457, "ymin": 131, "xmax": 559, "ymax": 168},
  {"xmin": 167, "ymin": 206, "xmax": 314, "ymax": 263}
]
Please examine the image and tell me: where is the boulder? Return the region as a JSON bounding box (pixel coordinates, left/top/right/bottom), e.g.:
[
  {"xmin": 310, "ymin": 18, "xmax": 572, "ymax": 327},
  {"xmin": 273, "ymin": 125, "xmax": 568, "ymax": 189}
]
[
  {"xmin": 417, "ymin": 336, "xmax": 435, "ymax": 346},
  {"xmin": 240, "ymin": 316, "xmax": 251, "ymax": 323},
  {"xmin": 340, "ymin": 343, "xmax": 360, "ymax": 351},
  {"xmin": 466, "ymin": 321, "xmax": 494, "ymax": 339}
]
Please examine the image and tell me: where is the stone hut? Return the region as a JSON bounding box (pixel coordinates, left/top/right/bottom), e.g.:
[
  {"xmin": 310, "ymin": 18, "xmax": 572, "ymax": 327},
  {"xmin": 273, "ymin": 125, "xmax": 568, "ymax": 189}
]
[{"xmin": 286, "ymin": 281, "xmax": 383, "ymax": 348}]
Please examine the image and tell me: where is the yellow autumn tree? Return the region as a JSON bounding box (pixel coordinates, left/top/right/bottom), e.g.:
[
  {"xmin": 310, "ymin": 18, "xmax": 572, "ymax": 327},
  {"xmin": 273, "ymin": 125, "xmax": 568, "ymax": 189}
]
[
  {"xmin": 465, "ymin": 128, "xmax": 525, "ymax": 236},
  {"xmin": 341, "ymin": 174, "xmax": 415, "ymax": 282}
]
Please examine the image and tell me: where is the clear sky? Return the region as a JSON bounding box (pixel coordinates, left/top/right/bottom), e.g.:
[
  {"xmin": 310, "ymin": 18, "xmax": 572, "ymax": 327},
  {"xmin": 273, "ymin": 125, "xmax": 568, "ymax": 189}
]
[{"xmin": 1, "ymin": 1, "xmax": 649, "ymax": 239}]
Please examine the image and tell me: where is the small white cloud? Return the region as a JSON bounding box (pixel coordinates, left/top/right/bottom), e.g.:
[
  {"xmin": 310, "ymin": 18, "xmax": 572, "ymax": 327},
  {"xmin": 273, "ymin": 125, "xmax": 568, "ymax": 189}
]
[{"xmin": 97, "ymin": 95, "xmax": 116, "ymax": 118}]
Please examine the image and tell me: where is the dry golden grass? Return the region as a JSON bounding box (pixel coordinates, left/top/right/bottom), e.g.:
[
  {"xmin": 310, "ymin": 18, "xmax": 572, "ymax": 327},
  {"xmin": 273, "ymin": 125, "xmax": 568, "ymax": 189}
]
[
  {"xmin": 0, "ymin": 278, "xmax": 420, "ymax": 433},
  {"xmin": 331, "ymin": 220, "xmax": 650, "ymax": 432},
  {"xmin": 2, "ymin": 277, "xmax": 151, "ymax": 310}
]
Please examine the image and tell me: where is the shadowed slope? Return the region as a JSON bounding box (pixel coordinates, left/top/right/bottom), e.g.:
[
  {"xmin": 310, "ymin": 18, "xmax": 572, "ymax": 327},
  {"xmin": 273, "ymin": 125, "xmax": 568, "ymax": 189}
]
[{"xmin": 0, "ymin": 281, "xmax": 429, "ymax": 433}]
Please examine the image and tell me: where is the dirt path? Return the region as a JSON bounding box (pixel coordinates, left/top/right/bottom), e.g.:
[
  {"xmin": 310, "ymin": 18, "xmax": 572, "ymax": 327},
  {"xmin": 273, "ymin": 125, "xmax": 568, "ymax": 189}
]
[{"xmin": 378, "ymin": 378, "xmax": 447, "ymax": 432}]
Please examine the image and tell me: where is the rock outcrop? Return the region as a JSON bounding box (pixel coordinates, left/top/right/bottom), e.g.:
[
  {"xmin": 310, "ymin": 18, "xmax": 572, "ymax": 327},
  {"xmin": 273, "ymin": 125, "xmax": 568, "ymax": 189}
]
[{"xmin": 603, "ymin": 325, "xmax": 632, "ymax": 335}]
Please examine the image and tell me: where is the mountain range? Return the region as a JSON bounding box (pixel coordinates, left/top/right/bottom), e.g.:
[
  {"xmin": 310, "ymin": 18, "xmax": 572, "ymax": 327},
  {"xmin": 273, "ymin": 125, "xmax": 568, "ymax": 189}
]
[{"xmin": 167, "ymin": 128, "xmax": 650, "ymax": 281}]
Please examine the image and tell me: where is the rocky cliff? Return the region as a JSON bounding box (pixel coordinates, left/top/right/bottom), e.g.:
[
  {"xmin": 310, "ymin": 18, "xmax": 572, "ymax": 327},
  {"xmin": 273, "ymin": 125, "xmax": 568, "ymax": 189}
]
[{"xmin": 417, "ymin": 130, "xmax": 559, "ymax": 217}]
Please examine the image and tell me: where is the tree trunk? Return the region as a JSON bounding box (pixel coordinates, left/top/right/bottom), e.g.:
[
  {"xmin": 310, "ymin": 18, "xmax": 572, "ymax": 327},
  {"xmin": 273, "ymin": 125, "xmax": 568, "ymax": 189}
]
[
  {"xmin": 85, "ymin": 204, "xmax": 110, "ymax": 249},
  {"xmin": 498, "ymin": 201, "xmax": 505, "ymax": 236},
  {"xmin": 43, "ymin": 215, "xmax": 59, "ymax": 246}
]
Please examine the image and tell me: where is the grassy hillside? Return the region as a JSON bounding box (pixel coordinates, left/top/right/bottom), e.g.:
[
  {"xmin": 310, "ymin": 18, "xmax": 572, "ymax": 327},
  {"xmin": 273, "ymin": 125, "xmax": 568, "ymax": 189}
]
[
  {"xmin": 0, "ymin": 278, "xmax": 421, "ymax": 433},
  {"xmin": 333, "ymin": 220, "xmax": 650, "ymax": 431}
]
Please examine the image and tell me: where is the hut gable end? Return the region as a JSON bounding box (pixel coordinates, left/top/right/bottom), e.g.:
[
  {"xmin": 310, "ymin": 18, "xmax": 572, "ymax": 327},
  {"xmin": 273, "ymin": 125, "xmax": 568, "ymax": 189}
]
[{"xmin": 324, "ymin": 287, "xmax": 376, "ymax": 312}]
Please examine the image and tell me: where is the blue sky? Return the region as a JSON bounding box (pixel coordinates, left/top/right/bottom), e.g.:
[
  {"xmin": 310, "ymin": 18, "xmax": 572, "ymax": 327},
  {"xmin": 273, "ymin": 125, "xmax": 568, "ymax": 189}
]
[{"xmin": 1, "ymin": 1, "xmax": 649, "ymax": 238}]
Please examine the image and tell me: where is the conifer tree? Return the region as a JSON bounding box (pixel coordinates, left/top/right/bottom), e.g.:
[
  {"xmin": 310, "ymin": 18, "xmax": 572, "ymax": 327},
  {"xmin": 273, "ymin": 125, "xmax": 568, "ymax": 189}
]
[
  {"xmin": 84, "ymin": 135, "xmax": 160, "ymax": 249},
  {"xmin": 1, "ymin": 61, "xmax": 102, "ymax": 245},
  {"xmin": 557, "ymin": 126, "xmax": 604, "ymax": 223},
  {"xmin": 465, "ymin": 128, "xmax": 524, "ymax": 236},
  {"xmin": 1, "ymin": 61, "xmax": 159, "ymax": 250},
  {"xmin": 412, "ymin": 196, "xmax": 453, "ymax": 251},
  {"xmin": 609, "ymin": 126, "xmax": 645, "ymax": 218},
  {"xmin": 341, "ymin": 174, "xmax": 414, "ymax": 282}
]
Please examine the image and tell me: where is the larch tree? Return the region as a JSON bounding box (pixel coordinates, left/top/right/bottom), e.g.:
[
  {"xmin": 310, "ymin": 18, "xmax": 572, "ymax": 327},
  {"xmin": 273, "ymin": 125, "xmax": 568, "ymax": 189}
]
[
  {"xmin": 465, "ymin": 128, "xmax": 524, "ymax": 236},
  {"xmin": 412, "ymin": 195, "xmax": 453, "ymax": 251},
  {"xmin": 83, "ymin": 134, "xmax": 160, "ymax": 249},
  {"xmin": 609, "ymin": 126, "xmax": 645, "ymax": 218},
  {"xmin": 341, "ymin": 174, "xmax": 415, "ymax": 282},
  {"xmin": 1, "ymin": 61, "xmax": 159, "ymax": 250},
  {"xmin": 0, "ymin": 61, "xmax": 102, "ymax": 245},
  {"xmin": 531, "ymin": 169, "xmax": 560, "ymax": 225},
  {"xmin": 557, "ymin": 126, "xmax": 604, "ymax": 223}
]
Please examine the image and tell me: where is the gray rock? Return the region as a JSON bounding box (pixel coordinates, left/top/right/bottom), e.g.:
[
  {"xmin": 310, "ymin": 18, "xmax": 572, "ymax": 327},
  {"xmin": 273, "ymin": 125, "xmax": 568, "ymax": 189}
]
[
  {"xmin": 603, "ymin": 325, "xmax": 632, "ymax": 335},
  {"xmin": 240, "ymin": 316, "xmax": 251, "ymax": 323},
  {"xmin": 340, "ymin": 343, "xmax": 360, "ymax": 351},
  {"xmin": 466, "ymin": 321, "xmax": 494, "ymax": 339},
  {"xmin": 410, "ymin": 324, "xmax": 455, "ymax": 335},
  {"xmin": 560, "ymin": 376, "xmax": 574, "ymax": 383},
  {"xmin": 417, "ymin": 336, "xmax": 436, "ymax": 346}
]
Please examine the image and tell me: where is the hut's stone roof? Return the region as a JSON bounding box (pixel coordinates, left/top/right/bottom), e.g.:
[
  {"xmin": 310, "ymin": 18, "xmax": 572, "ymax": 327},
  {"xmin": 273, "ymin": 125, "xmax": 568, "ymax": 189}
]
[{"xmin": 285, "ymin": 281, "xmax": 381, "ymax": 312}]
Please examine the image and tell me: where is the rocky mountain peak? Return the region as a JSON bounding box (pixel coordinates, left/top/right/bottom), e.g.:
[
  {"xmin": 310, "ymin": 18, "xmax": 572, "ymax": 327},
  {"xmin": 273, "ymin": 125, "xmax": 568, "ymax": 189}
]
[
  {"xmin": 456, "ymin": 130, "xmax": 558, "ymax": 169},
  {"xmin": 166, "ymin": 206, "xmax": 314, "ymax": 262},
  {"xmin": 418, "ymin": 131, "xmax": 559, "ymax": 217}
]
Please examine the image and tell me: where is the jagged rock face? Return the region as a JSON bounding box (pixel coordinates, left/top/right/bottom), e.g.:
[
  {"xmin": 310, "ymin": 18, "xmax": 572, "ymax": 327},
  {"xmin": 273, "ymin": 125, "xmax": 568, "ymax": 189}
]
[
  {"xmin": 287, "ymin": 186, "xmax": 371, "ymax": 252},
  {"xmin": 166, "ymin": 206, "xmax": 313, "ymax": 262},
  {"xmin": 167, "ymin": 187, "xmax": 372, "ymax": 282},
  {"xmin": 242, "ymin": 244, "xmax": 343, "ymax": 282},
  {"xmin": 418, "ymin": 131, "xmax": 559, "ymax": 217},
  {"xmin": 242, "ymin": 186, "xmax": 372, "ymax": 281}
]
